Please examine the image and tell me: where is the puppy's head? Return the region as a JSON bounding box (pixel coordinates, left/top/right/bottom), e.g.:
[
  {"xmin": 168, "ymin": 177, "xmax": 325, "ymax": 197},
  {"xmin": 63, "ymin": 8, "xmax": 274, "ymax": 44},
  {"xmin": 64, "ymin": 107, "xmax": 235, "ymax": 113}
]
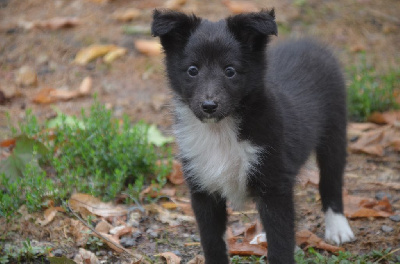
[{"xmin": 152, "ymin": 9, "xmax": 277, "ymax": 122}]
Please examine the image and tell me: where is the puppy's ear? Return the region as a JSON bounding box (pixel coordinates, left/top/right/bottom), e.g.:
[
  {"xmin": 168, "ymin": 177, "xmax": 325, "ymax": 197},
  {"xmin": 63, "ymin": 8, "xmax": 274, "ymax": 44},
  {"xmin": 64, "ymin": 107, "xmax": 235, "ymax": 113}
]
[
  {"xmin": 227, "ymin": 9, "xmax": 277, "ymax": 52},
  {"xmin": 152, "ymin": 9, "xmax": 201, "ymax": 53}
]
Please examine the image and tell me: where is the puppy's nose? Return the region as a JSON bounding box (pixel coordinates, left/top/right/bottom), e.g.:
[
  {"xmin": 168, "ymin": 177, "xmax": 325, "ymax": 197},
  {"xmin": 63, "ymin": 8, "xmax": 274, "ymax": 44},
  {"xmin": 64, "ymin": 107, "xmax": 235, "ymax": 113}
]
[{"xmin": 201, "ymin": 100, "xmax": 218, "ymax": 114}]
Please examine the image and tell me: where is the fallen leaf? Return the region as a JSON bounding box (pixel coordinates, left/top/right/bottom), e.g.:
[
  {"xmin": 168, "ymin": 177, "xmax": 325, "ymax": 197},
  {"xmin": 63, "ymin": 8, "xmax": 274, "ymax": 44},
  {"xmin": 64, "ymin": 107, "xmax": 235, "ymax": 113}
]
[
  {"xmin": 156, "ymin": 252, "xmax": 181, "ymax": 264},
  {"xmin": 167, "ymin": 160, "xmax": 184, "ymax": 185},
  {"xmin": 69, "ymin": 193, "xmax": 128, "ymax": 218},
  {"xmin": 70, "ymin": 219, "xmax": 90, "ymax": 246},
  {"xmin": 36, "ymin": 206, "xmax": 65, "ymax": 226},
  {"xmin": 95, "ymin": 220, "xmax": 113, "ymax": 233},
  {"xmin": 33, "ymin": 77, "xmax": 92, "ymax": 104},
  {"xmin": 164, "ymin": 0, "xmax": 187, "ymax": 10},
  {"xmin": 97, "ymin": 232, "xmax": 124, "ymax": 253},
  {"xmin": 161, "ymin": 202, "xmax": 178, "ymax": 210},
  {"xmin": 103, "ymin": 48, "xmax": 127, "ymax": 63},
  {"xmin": 110, "ymin": 225, "xmax": 133, "ymax": 238},
  {"xmin": 23, "ymin": 17, "xmax": 80, "ymax": 30},
  {"xmin": 343, "ymin": 193, "xmax": 393, "ymax": 218},
  {"xmin": 187, "ymin": 255, "xmax": 205, "ymax": 264},
  {"xmin": 222, "ymin": 0, "xmax": 258, "ymax": 14},
  {"xmin": 140, "ymin": 184, "xmax": 177, "ymax": 199},
  {"xmin": 368, "ymin": 111, "xmax": 400, "ymax": 125},
  {"xmin": 347, "ymin": 122, "xmax": 379, "ymax": 138},
  {"xmin": 298, "ymin": 167, "xmax": 319, "ymax": 187},
  {"xmin": 134, "ymin": 40, "xmax": 162, "ymax": 56},
  {"xmin": 228, "ymin": 237, "xmax": 267, "ymax": 256},
  {"xmin": 73, "ymin": 248, "xmax": 100, "ymax": 264},
  {"xmin": 0, "ymin": 138, "xmax": 16, "ymax": 148},
  {"xmin": 296, "ymin": 230, "xmax": 344, "ymax": 253},
  {"xmin": 74, "ymin": 44, "xmax": 119, "ymax": 65},
  {"xmin": 112, "ymin": 8, "xmax": 141, "ymax": 22},
  {"xmin": 0, "ymin": 135, "xmax": 48, "ymax": 179},
  {"xmin": 367, "ymin": 181, "xmax": 400, "ymax": 190},
  {"xmin": 145, "ymin": 204, "xmax": 194, "ymax": 226},
  {"xmin": 16, "ymin": 65, "xmax": 37, "ymax": 87}
]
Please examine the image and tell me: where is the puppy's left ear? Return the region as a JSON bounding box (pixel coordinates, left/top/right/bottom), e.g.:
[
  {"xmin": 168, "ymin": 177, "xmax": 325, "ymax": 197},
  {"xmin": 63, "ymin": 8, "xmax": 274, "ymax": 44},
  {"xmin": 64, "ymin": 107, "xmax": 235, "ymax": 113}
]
[
  {"xmin": 227, "ymin": 9, "xmax": 277, "ymax": 52},
  {"xmin": 152, "ymin": 9, "xmax": 201, "ymax": 53}
]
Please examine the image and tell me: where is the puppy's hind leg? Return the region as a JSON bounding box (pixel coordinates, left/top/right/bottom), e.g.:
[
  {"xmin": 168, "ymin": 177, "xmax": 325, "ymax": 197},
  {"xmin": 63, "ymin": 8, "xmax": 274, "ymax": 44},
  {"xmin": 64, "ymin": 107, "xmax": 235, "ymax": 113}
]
[{"xmin": 317, "ymin": 126, "xmax": 355, "ymax": 245}]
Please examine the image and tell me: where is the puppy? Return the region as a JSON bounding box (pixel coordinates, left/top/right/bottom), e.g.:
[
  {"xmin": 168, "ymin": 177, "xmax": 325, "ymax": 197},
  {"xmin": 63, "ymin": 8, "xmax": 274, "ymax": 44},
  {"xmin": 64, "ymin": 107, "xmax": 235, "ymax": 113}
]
[{"xmin": 152, "ymin": 9, "xmax": 354, "ymax": 264}]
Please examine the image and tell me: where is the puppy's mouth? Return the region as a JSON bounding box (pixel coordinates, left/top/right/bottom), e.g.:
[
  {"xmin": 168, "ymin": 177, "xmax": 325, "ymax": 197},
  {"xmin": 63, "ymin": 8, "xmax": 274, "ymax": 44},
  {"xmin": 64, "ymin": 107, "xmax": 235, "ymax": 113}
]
[{"xmin": 201, "ymin": 117, "xmax": 218, "ymax": 124}]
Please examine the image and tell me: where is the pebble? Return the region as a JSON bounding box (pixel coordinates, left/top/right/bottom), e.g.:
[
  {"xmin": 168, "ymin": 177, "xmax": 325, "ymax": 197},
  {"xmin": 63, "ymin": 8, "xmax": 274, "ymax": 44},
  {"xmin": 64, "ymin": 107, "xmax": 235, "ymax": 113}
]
[
  {"xmin": 146, "ymin": 228, "xmax": 159, "ymax": 239},
  {"xmin": 389, "ymin": 215, "xmax": 400, "ymax": 222},
  {"xmin": 96, "ymin": 250, "xmax": 107, "ymax": 256},
  {"xmin": 52, "ymin": 249, "xmax": 64, "ymax": 257},
  {"xmin": 172, "ymin": 250, "xmax": 181, "ymax": 257},
  {"xmin": 381, "ymin": 225, "xmax": 393, "ymax": 233},
  {"xmin": 375, "ymin": 191, "xmax": 392, "ymax": 200},
  {"xmin": 15, "ymin": 66, "xmax": 38, "ymax": 87},
  {"xmin": 120, "ymin": 236, "xmax": 136, "ymax": 247}
]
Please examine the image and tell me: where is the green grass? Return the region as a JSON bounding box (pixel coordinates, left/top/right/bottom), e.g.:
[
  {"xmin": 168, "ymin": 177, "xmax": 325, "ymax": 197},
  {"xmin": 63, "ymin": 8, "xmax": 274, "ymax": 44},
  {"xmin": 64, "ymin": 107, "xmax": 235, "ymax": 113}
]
[
  {"xmin": 0, "ymin": 99, "xmax": 172, "ymax": 219},
  {"xmin": 347, "ymin": 54, "xmax": 400, "ymax": 121}
]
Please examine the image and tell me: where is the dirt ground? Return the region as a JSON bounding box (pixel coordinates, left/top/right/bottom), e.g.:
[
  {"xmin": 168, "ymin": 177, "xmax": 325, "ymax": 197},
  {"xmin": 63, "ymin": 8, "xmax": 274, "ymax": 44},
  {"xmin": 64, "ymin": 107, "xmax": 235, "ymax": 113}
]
[{"xmin": 0, "ymin": 0, "xmax": 399, "ymax": 263}]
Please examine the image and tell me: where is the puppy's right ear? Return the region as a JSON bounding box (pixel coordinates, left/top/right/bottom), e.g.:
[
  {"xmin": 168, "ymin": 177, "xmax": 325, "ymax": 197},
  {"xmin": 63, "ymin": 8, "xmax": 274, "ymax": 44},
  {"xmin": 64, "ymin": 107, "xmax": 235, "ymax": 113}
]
[{"xmin": 152, "ymin": 9, "xmax": 201, "ymax": 53}]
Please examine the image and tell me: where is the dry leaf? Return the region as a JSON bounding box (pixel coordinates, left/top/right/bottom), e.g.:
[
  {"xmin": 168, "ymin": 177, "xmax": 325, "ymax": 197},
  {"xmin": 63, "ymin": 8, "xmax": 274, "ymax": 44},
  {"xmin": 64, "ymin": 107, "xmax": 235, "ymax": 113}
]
[
  {"xmin": 70, "ymin": 219, "xmax": 90, "ymax": 246},
  {"xmin": 298, "ymin": 168, "xmax": 319, "ymax": 187},
  {"xmin": 222, "ymin": 0, "xmax": 258, "ymax": 14},
  {"xmin": 36, "ymin": 206, "xmax": 65, "ymax": 226},
  {"xmin": 79, "ymin": 76, "xmax": 92, "ymax": 94},
  {"xmin": 168, "ymin": 160, "xmax": 185, "ymax": 185},
  {"xmin": 95, "ymin": 220, "xmax": 113, "ymax": 233},
  {"xmin": 347, "ymin": 122, "xmax": 379, "ymax": 138},
  {"xmin": 112, "ymin": 8, "xmax": 141, "ymax": 22},
  {"xmin": 296, "ymin": 230, "xmax": 344, "ymax": 253},
  {"xmin": 156, "ymin": 252, "xmax": 182, "ymax": 264},
  {"xmin": 0, "ymin": 138, "xmax": 16, "ymax": 148},
  {"xmin": 145, "ymin": 204, "xmax": 194, "ymax": 226},
  {"xmin": 228, "ymin": 237, "xmax": 267, "ymax": 256},
  {"xmin": 187, "ymin": 255, "xmax": 205, "ymax": 264},
  {"xmin": 344, "ymin": 193, "xmax": 393, "ymax": 218},
  {"xmin": 103, "ymin": 48, "xmax": 127, "ymax": 63},
  {"xmin": 73, "ymin": 248, "xmax": 100, "ymax": 264},
  {"xmin": 140, "ymin": 184, "xmax": 177, "ymax": 199},
  {"xmin": 134, "ymin": 40, "xmax": 162, "ymax": 56},
  {"xmin": 23, "ymin": 17, "xmax": 80, "ymax": 30},
  {"xmin": 97, "ymin": 232, "xmax": 124, "ymax": 253},
  {"xmin": 69, "ymin": 193, "xmax": 128, "ymax": 218},
  {"xmin": 74, "ymin": 44, "xmax": 119, "ymax": 65},
  {"xmin": 368, "ymin": 111, "xmax": 400, "ymax": 125},
  {"xmin": 161, "ymin": 202, "xmax": 178, "ymax": 210},
  {"xmin": 367, "ymin": 181, "xmax": 400, "ymax": 190},
  {"xmin": 164, "ymin": 0, "xmax": 187, "ymax": 10}
]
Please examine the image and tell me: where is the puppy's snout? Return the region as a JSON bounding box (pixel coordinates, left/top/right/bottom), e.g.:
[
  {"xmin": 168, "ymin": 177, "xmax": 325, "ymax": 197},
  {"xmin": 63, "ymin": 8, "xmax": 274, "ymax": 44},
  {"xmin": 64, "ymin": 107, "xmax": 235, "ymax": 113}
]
[{"xmin": 201, "ymin": 100, "xmax": 218, "ymax": 114}]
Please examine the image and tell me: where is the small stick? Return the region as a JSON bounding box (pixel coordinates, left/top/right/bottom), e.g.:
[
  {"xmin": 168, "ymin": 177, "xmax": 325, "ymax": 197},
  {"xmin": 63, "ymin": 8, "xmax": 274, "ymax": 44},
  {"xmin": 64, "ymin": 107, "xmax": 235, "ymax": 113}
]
[{"xmin": 374, "ymin": 247, "xmax": 400, "ymax": 264}]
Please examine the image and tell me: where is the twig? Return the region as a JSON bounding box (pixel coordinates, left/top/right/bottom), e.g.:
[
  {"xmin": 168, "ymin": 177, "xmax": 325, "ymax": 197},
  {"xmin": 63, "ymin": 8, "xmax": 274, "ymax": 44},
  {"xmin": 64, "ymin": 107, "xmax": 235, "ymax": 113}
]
[
  {"xmin": 374, "ymin": 247, "xmax": 400, "ymax": 264},
  {"xmin": 66, "ymin": 201, "xmax": 146, "ymax": 263}
]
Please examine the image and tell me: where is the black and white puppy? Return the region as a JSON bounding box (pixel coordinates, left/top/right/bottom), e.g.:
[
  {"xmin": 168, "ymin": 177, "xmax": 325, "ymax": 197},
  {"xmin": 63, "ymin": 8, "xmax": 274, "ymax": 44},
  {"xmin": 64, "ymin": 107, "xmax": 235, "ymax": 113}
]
[{"xmin": 152, "ymin": 9, "xmax": 355, "ymax": 264}]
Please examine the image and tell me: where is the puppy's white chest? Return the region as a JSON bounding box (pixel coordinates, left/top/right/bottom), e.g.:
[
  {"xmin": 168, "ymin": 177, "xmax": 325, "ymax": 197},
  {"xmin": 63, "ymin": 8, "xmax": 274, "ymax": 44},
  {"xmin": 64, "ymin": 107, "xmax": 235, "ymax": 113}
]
[{"xmin": 174, "ymin": 104, "xmax": 260, "ymax": 209}]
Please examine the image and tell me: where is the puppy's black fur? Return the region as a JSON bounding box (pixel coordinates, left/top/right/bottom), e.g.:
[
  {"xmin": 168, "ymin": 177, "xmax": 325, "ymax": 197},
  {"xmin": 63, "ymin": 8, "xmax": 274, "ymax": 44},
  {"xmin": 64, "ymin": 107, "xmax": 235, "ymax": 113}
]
[{"xmin": 152, "ymin": 9, "xmax": 352, "ymax": 264}]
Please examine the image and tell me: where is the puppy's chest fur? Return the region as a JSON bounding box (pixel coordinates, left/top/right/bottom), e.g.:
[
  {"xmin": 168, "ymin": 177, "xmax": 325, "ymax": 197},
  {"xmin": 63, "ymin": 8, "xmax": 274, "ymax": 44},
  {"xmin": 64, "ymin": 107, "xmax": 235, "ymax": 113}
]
[{"xmin": 174, "ymin": 102, "xmax": 260, "ymax": 209}]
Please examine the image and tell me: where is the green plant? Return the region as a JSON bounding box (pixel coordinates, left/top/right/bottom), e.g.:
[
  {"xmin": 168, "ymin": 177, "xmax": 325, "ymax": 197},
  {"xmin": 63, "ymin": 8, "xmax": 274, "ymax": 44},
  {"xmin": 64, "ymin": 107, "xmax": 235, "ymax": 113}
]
[
  {"xmin": 0, "ymin": 99, "xmax": 172, "ymax": 219},
  {"xmin": 0, "ymin": 238, "xmax": 50, "ymax": 263},
  {"xmin": 86, "ymin": 235, "xmax": 104, "ymax": 251},
  {"xmin": 347, "ymin": 54, "xmax": 400, "ymax": 121}
]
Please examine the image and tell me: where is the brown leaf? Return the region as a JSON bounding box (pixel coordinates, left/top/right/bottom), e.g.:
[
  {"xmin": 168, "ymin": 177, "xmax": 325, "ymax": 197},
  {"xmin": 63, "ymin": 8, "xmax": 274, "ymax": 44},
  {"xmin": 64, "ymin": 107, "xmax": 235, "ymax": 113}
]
[
  {"xmin": 111, "ymin": 8, "xmax": 141, "ymax": 22},
  {"xmin": 367, "ymin": 181, "xmax": 400, "ymax": 190},
  {"xmin": 296, "ymin": 230, "xmax": 344, "ymax": 253},
  {"xmin": 343, "ymin": 193, "xmax": 393, "ymax": 218},
  {"xmin": 349, "ymin": 126, "xmax": 398, "ymax": 156},
  {"xmin": 74, "ymin": 44, "xmax": 119, "ymax": 65},
  {"xmin": 134, "ymin": 40, "xmax": 162, "ymax": 56},
  {"xmin": 368, "ymin": 111, "xmax": 400, "ymax": 125},
  {"xmin": 168, "ymin": 160, "xmax": 185, "ymax": 185},
  {"xmin": 187, "ymin": 255, "xmax": 205, "ymax": 264},
  {"xmin": 103, "ymin": 48, "xmax": 127, "ymax": 64},
  {"xmin": 164, "ymin": 0, "xmax": 187, "ymax": 10},
  {"xmin": 222, "ymin": 0, "xmax": 258, "ymax": 14},
  {"xmin": 97, "ymin": 232, "xmax": 124, "ymax": 253},
  {"xmin": 0, "ymin": 138, "xmax": 16, "ymax": 148},
  {"xmin": 298, "ymin": 168, "xmax": 319, "ymax": 187},
  {"xmin": 70, "ymin": 219, "xmax": 90, "ymax": 246},
  {"xmin": 228, "ymin": 237, "xmax": 267, "ymax": 256},
  {"xmin": 161, "ymin": 202, "xmax": 178, "ymax": 210},
  {"xmin": 69, "ymin": 193, "xmax": 128, "ymax": 218},
  {"xmin": 73, "ymin": 248, "xmax": 100, "ymax": 264},
  {"xmin": 26, "ymin": 17, "xmax": 80, "ymax": 30},
  {"xmin": 110, "ymin": 225, "xmax": 133, "ymax": 238},
  {"xmin": 78, "ymin": 76, "xmax": 93, "ymax": 95},
  {"xmin": 347, "ymin": 122, "xmax": 379, "ymax": 138},
  {"xmin": 157, "ymin": 252, "xmax": 182, "ymax": 264},
  {"xmin": 95, "ymin": 220, "xmax": 113, "ymax": 233},
  {"xmin": 140, "ymin": 184, "xmax": 176, "ymax": 199},
  {"xmin": 36, "ymin": 206, "xmax": 65, "ymax": 226}
]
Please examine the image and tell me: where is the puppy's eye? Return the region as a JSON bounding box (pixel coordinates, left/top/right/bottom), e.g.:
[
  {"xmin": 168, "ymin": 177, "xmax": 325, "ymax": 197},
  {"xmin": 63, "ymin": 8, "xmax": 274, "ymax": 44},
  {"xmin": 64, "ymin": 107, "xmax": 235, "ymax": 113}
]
[
  {"xmin": 225, "ymin": 67, "xmax": 236, "ymax": 78},
  {"xmin": 187, "ymin": 66, "xmax": 199, "ymax": 77}
]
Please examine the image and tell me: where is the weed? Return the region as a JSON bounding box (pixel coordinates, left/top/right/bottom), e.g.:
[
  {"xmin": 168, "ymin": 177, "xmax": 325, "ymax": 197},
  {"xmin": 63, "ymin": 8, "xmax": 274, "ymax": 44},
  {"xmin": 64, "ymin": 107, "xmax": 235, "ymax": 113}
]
[
  {"xmin": 0, "ymin": 238, "xmax": 51, "ymax": 263},
  {"xmin": 0, "ymin": 99, "xmax": 172, "ymax": 218},
  {"xmin": 86, "ymin": 236, "xmax": 104, "ymax": 252},
  {"xmin": 347, "ymin": 54, "xmax": 400, "ymax": 121}
]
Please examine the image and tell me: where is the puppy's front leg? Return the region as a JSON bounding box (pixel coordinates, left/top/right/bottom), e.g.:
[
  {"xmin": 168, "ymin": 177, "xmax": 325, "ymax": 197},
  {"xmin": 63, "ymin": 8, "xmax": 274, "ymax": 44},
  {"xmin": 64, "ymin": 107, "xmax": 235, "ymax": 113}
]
[
  {"xmin": 257, "ymin": 191, "xmax": 295, "ymax": 264},
  {"xmin": 191, "ymin": 191, "xmax": 229, "ymax": 264}
]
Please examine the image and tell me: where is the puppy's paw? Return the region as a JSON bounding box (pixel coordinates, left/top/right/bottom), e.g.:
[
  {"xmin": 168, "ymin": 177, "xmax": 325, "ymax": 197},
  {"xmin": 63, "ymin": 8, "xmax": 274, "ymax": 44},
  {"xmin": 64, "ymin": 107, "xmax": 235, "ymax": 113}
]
[{"xmin": 325, "ymin": 208, "xmax": 355, "ymax": 245}]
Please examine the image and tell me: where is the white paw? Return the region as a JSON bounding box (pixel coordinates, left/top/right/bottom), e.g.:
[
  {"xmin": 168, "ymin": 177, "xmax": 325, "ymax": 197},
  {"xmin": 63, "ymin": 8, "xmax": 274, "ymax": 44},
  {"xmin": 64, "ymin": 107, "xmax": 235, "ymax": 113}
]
[
  {"xmin": 250, "ymin": 232, "xmax": 267, "ymax": 245},
  {"xmin": 325, "ymin": 208, "xmax": 355, "ymax": 244}
]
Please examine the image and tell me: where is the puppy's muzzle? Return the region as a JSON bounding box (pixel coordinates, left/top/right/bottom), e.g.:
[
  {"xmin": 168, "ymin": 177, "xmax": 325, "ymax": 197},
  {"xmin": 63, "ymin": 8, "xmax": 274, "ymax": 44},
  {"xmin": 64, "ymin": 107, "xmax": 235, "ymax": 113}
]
[{"xmin": 201, "ymin": 100, "xmax": 218, "ymax": 114}]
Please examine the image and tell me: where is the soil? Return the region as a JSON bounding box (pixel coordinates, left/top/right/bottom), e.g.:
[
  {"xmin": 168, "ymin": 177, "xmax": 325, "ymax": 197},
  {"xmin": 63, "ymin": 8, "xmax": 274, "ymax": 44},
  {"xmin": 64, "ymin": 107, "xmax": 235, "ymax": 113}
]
[{"xmin": 0, "ymin": 0, "xmax": 399, "ymax": 263}]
